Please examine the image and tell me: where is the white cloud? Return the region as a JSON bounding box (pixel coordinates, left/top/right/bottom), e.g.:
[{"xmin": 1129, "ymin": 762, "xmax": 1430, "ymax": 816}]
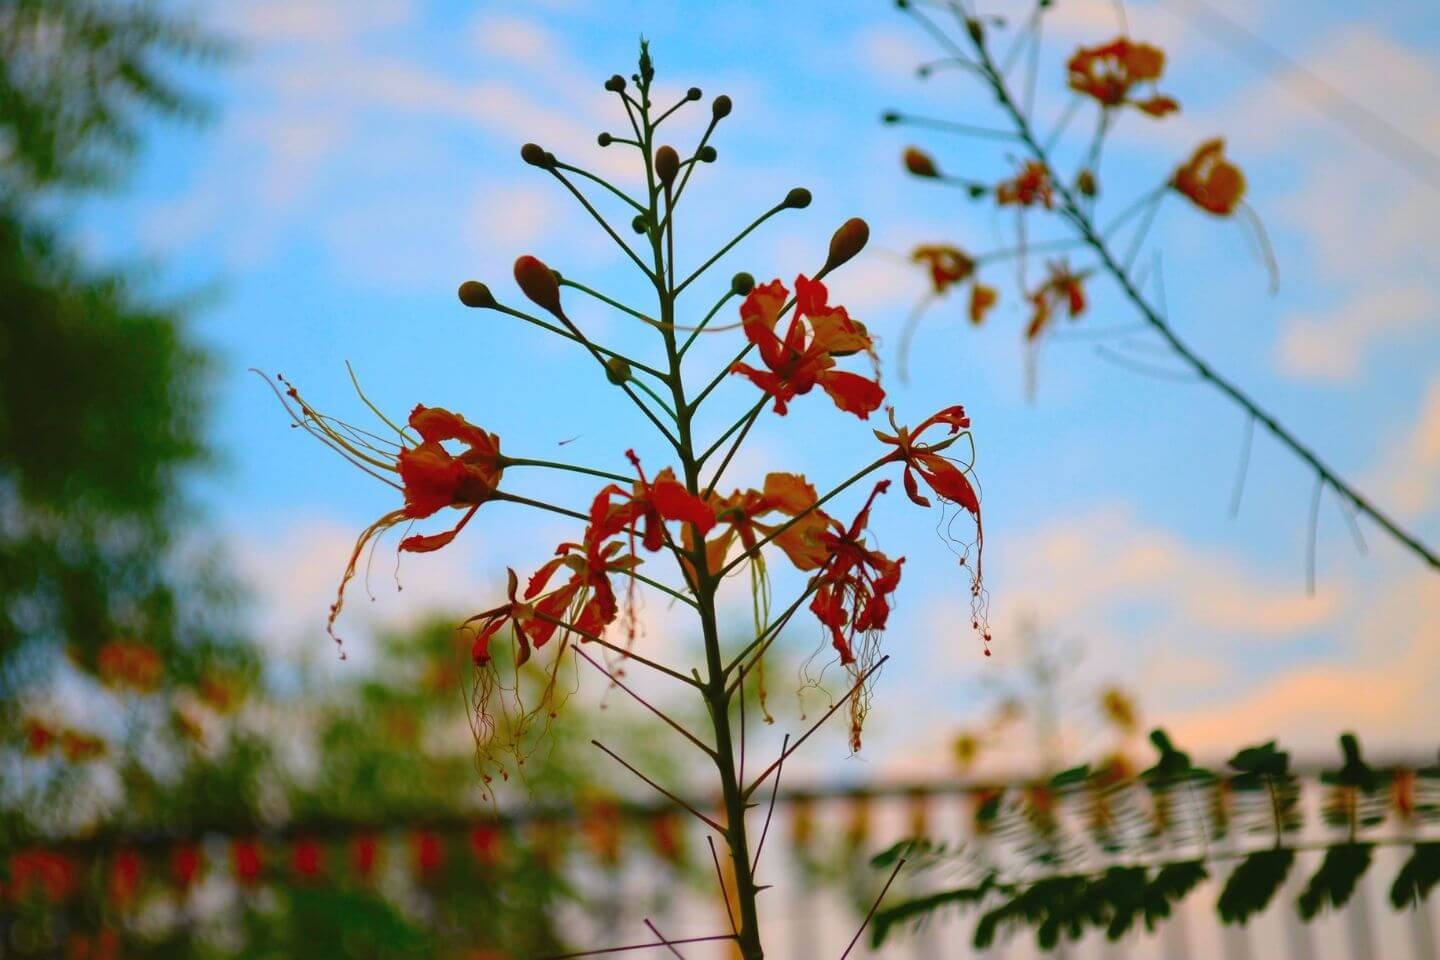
[{"xmin": 1276, "ymin": 284, "xmax": 1435, "ymax": 383}]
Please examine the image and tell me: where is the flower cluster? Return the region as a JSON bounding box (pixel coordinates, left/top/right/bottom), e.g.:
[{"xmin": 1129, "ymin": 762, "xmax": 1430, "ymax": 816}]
[{"xmin": 911, "ymin": 244, "xmax": 998, "ymax": 324}]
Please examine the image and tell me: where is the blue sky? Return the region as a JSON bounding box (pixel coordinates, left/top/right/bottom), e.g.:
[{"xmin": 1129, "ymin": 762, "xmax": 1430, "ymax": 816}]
[{"xmin": 78, "ymin": 0, "xmax": 1440, "ymax": 779}]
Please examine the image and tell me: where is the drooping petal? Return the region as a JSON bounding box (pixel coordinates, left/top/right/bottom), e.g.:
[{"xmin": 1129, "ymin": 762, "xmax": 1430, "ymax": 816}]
[{"xmin": 818, "ymin": 370, "xmax": 885, "ymax": 419}]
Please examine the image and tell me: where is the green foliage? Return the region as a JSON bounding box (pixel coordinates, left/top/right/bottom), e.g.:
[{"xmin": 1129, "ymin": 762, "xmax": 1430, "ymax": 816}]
[
  {"xmin": 870, "ymin": 730, "xmax": 1440, "ymax": 951},
  {"xmin": 1390, "ymin": 843, "xmax": 1440, "ymax": 909},
  {"xmin": 1216, "ymin": 848, "xmax": 1293, "ymax": 925},
  {"xmin": 0, "ymin": 0, "xmax": 219, "ymax": 197},
  {"xmin": 1296, "ymin": 843, "xmax": 1372, "ymax": 920}
]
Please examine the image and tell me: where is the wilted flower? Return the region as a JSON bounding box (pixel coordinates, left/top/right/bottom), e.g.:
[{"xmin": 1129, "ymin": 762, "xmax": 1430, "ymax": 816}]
[
  {"xmin": 911, "ymin": 244, "xmax": 999, "ymax": 325},
  {"xmin": 1172, "ymin": 138, "xmax": 1245, "ymax": 215},
  {"xmin": 1067, "ymin": 38, "xmax": 1178, "ymax": 116}
]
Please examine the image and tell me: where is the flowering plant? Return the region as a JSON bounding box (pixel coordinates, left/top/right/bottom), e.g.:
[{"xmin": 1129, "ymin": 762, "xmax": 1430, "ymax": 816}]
[{"xmin": 269, "ymin": 43, "xmax": 986, "ymax": 959}]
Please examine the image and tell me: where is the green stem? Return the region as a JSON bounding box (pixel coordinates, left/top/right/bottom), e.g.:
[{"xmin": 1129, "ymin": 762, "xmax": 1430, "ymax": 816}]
[{"xmin": 678, "ymin": 288, "xmax": 736, "ymax": 357}]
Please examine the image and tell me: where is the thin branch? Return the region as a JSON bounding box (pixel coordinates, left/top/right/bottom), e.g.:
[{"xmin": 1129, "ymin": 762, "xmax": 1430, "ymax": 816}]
[
  {"xmin": 531, "ymin": 612, "xmax": 699, "ymax": 688},
  {"xmin": 573, "ymin": 647, "xmax": 716, "ymax": 758},
  {"xmin": 751, "ymin": 733, "xmax": 790, "ymax": 873},
  {"xmin": 643, "ymin": 920, "xmax": 686, "ymax": 959},
  {"xmin": 841, "ymin": 858, "xmax": 907, "ymax": 959},
  {"xmin": 541, "ymin": 934, "xmax": 736, "ymax": 960},
  {"xmin": 1229, "ymin": 414, "xmax": 1255, "ymax": 518},
  {"xmin": 591, "ymin": 739, "xmax": 725, "ymax": 834},
  {"xmin": 708, "ymin": 835, "xmax": 740, "ymax": 938},
  {"xmin": 675, "ymin": 201, "xmax": 788, "ymax": 296},
  {"xmin": 745, "ymin": 655, "xmax": 891, "ymax": 798},
  {"xmin": 945, "ymin": 20, "xmax": 1440, "ymax": 572}
]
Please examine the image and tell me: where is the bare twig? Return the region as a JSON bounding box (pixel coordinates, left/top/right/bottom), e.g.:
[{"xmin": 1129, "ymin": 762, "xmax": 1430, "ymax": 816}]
[
  {"xmin": 644, "ymin": 920, "xmax": 686, "ymax": 958},
  {"xmin": 745, "ymin": 656, "xmax": 890, "ymax": 797},
  {"xmin": 751, "ymin": 733, "xmax": 790, "ymax": 873},
  {"xmin": 708, "ymin": 835, "xmax": 740, "ymax": 938},
  {"xmin": 840, "ymin": 858, "xmax": 907, "ymax": 959},
  {"xmin": 591, "ymin": 740, "xmax": 725, "ymax": 834},
  {"xmin": 574, "ymin": 647, "xmax": 715, "ymax": 758},
  {"xmin": 541, "ymin": 934, "xmax": 736, "ymax": 959}
]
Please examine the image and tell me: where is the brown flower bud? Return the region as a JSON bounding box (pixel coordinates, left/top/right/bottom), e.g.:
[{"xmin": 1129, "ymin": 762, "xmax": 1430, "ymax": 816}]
[
  {"xmin": 823, "ymin": 217, "xmax": 870, "ymax": 273},
  {"xmin": 712, "ymin": 95, "xmax": 732, "ymax": 119},
  {"xmin": 513, "ymin": 256, "xmax": 562, "ymax": 316},
  {"xmin": 520, "ymin": 143, "xmax": 550, "ymax": 168},
  {"xmin": 457, "ymin": 280, "xmax": 495, "ymax": 309},
  {"xmin": 604, "ymin": 356, "xmax": 632, "ymax": 384},
  {"xmin": 1076, "ymin": 169, "xmax": 1098, "ymax": 197},
  {"xmin": 904, "ymin": 147, "xmax": 938, "ymax": 178},
  {"xmin": 783, "ymin": 187, "xmax": 812, "ymax": 209},
  {"xmin": 655, "ymin": 145, "xmax": 680, "ymax": 187}
]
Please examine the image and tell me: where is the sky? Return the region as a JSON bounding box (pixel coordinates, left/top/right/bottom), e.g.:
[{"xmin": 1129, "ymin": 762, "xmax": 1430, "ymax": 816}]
[{"xmin": 76, "ymin": 0, "xmax": 1440, "ymax": 786}]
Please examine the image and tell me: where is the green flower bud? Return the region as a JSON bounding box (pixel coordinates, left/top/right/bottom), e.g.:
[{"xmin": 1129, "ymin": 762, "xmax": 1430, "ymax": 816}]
[
  {"xmin": 731, "ymin": 272, "xmax": 755, "ymax": 296},
  {"xmin": 457, "ymin": 281, "xmax": 495, "ymax": 309},
  {"xmin": 605, "ymin": 74, "xmax": 626, "ymax": 92},
  {"xmin": 520, "ymin": 143, "xmax": 549, "ymax": 168},
  {"xmin": 597, "ymin": 132, "xmax": 613, "ymax": 147},
  {"xmin": 712, "ymin": 95, "xmax": 733, "ymax": 119},
  {"xmin": 697, "ymin": 145, "xmax": 717, "ymax": 163},
  {"xmin": 783, "ymin": 187, "xmax": 812, "ymax": 209},
  {"xmin": 605, "ymin": 356, "xmax": 632, "ymax": 384},
  {"xmin": 686, "ymin": 86, "xmax": 702, "ymax": 101},
  {"xmin": 655, "ymin": 145, "xmax": 680, "ymax": 186}
]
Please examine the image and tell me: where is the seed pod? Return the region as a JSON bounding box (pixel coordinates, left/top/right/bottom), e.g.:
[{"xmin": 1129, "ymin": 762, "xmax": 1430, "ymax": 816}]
[
  {"xmin": 457, "ymin": 280, "xmax": 495, "ymax": 309},
  {"xmin": 513, "ymin": 256, "xmax": 563, "ymax": 316},
  {"xmin": 823, "ymin": 217, "xmax": 870, "ymax": 273},
  {"xmin": 605, "ymin": 356, "xmax": 632, "ymax": 384},
  {"xmin": 712, "ymin": 95, "xmax": 732, "ymax": 119},
  {"xmin": 731, "ymin": 272, "xmax": 755, "ymax": 296},
  {"xmin": 904, "ymin": 147, "xmax": 938, "ymax": 178},
  {"xmin": 520, "ymin": 143, "xmax": 549, "ymax": 168},
  {"xmin": 655, "ymin": 145, "xmax": 680, "ymax": 187},
  {"xmin": 783, "ymin": 187, "xmax": 812, "ymax": 209}
]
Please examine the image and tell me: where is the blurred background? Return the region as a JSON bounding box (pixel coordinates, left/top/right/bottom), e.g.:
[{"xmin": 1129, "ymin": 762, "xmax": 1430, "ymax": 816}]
[{"xmin": 2, "ymin": 0, "xmax": 1437, "ymax": 956}]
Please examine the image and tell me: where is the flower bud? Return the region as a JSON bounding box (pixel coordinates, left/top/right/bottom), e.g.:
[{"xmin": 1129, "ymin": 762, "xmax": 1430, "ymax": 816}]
[
  {"xmin": 965, "ymin": 17, "xmax": 985, "ymax": 44},
  {"xmin": 904, "ymin": 147, "xmax": 938, "ymax": 178},
  {"xmin": 731, "ymin": 272, "xmax": 755, "ymax": 296},
  {"xmin": 712, "ymin": 95, "xmax": 732, "ymax": 119},
  {"xmin": 631, "ymin": 214, "xmax": 648, "ymax": 235},
  {"xmin": 697, "ymin": 145, "xmax": 717, "ymax": 163},
  {"xmin": 597, "ymin": 132, "xmax": 613, "ymax": 147},
  {"xmin": 881, "ymin": 111, "xmax": 901, "ymax": 124},
  {"xmin": 655, "ymin": 145, "xmax": 680, "ymax": 186},
  {"xmin": 605, "ymin": 356, "xmax": 632, "ymax": 384},
  {"xmin": 605, "ymin": 74, "xmax": 626, "ymax": 92},
  {"xmin": 686, "ymin": 86, "xmax": 702, "ymax": 101},
  {"xmin": 823, "ymin": 217, "xmax": 870, "ymax": 273},
  {"xmin": 513, "ymin": 255, "xmax": 563, "ymax": 316},
  {"xmin": 1076, "ymin": 169, "xmax": 1098, "ymax": 197},
  {"xmin": 520, "ymin": 143, "xmax": 550, "ymax": 168},
  {"xmin": 457, "ymin": 280, "xmax": 495, "ymax": 309},
  {"xmin": 783, "ymin": 187, "xmax": 812, "ymax": 209}
]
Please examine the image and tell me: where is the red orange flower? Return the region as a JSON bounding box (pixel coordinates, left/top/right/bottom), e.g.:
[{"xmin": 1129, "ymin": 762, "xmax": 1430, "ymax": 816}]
[
  {"xmin": 1025, "ymin": 261, "xmax": 1089, "ymax": 341},
  {"xmin": 268, "ymin": 377, "xmax": 505, "ymax": 653},
  {"xmin": 699, "ymin": 472, "xmax": 832, "ymax": 576},
  {"xmin": 911, "ymin": 244, "xmax": 999, "ymax": 325},
  {"xmin": 996, "ymin": 161, "xmax": 1054, "ymax": 209},
  {"xmin": 1067, "ymin": 38, "xmax": 1178, "ymax": 117},
  {"xmin": 590, "ymin": 450, "xmax": 716, "ymax": 552},
  {"xmin": 877, "ymin": 406, "xmax": 989, "ymax": 652},
  {"xmin": 731, "ymin": 276, "xmax": 884, "ymax": 418},
  {"xmin": 809, "ymin": 481, "xmax": 904, "ymax": 668},
  {"xmin": 1172, "ymin": 138, "xmax": 1245, "ymax": 216}
]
